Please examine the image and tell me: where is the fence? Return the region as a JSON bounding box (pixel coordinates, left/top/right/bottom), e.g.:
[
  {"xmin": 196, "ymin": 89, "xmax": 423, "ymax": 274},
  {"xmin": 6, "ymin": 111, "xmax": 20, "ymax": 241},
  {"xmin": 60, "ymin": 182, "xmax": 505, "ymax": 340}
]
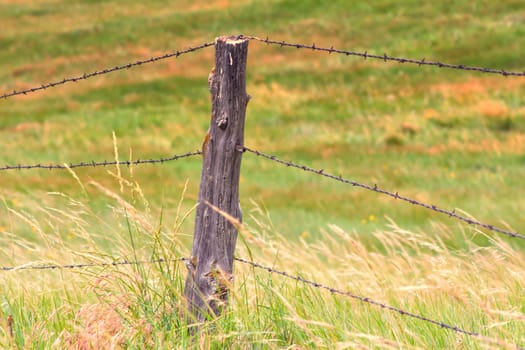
[{"xmin": 1, "ymin": 35, "xmax": 524, "ymax": 348}]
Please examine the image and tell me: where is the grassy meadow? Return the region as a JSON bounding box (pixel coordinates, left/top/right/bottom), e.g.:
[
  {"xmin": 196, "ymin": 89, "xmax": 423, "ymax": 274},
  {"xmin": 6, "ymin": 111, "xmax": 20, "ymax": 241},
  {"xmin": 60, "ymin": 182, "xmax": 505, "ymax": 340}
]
[{"xmin": 1, "ymin": 0, "xmax": 525, "ymax": 348}]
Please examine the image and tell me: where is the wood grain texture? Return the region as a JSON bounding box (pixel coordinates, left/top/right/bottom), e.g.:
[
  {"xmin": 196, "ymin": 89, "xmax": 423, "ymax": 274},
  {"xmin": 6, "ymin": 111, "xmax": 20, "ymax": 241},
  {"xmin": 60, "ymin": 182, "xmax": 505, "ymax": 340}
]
[{"xmin": 184, "ymin": 36, "xmax": 249, "ymax": 322}]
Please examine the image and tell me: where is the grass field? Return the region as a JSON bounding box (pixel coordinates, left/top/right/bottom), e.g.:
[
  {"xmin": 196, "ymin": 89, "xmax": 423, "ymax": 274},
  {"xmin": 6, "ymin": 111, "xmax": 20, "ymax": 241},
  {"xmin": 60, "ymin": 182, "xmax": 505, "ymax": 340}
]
[{"xmin": 1, "ymin": 0, "xmax": 525, "ymax": 348}]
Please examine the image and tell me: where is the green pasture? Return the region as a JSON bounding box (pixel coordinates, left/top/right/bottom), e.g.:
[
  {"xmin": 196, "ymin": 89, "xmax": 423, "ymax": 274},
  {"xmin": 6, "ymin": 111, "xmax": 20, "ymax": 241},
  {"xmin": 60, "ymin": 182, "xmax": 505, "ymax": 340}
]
[
  {"xmin": 1, "ymin": 0, "xmax": 525, "ymax": 241},
  {"xmin": 0, "ymin": 0, "xmax": 524, "ymax": 348}
]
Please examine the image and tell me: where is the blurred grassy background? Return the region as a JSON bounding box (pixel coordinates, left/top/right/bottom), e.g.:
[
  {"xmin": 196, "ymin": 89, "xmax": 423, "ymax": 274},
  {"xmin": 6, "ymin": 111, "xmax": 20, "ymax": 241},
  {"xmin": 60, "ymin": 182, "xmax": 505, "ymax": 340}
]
[
  {"xmin": 1, "ymin": 0, "xmax": 525, "ymax": 251},
  {"xmin": 1, "ymin": 1, "xmax": 525, "ymax": 348}
]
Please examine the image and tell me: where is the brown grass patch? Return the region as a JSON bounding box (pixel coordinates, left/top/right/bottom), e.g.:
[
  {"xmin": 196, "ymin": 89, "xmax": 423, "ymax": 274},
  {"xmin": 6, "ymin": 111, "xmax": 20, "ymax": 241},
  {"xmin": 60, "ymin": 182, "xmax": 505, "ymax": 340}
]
[
  {"xmin": 476, "ymin": 99, "xmax": 509, "ymax": 118},
  {"xmin": 3, "ymin": 40, "xmax": 215, "ymax": 101},
  {"xmin": 414, "ymin": 133, "xmax": 525, "ymax": 155},
  {"xmin": 0, "ymin": 1, "xmax": 248, "ymax": 36},
  {"xmin": 250, "ymin": 81, "xmax": 307, "ymax": 111},
  {"xmin": 188, "ymin": 0, "xmax": 247, "ymax": 11},
  {"xmin": 430, "ymin": 76, "xmax": 525, "ymax": 102},
  {"xmin": 62, "ymin": 302, "xmax": 126, "ymax": 350},
  {"xmin": 10, "ymin": 121, "xmax": 47, "ymax": 133}
]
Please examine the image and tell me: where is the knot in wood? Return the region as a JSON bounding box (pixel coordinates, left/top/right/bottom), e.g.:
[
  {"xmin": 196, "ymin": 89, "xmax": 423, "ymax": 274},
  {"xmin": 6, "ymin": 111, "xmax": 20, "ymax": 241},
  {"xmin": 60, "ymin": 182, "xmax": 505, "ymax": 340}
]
[{"xmin": 217, "ymin": 112, "xmax": 228, "ymax": 129}]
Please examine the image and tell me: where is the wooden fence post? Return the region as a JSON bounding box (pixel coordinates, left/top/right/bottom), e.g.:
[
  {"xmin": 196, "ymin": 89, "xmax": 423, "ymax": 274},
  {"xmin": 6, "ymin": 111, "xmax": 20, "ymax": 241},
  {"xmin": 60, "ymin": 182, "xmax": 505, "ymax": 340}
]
[{"xmin": 184, "ymin": 36, "xmax": 250, "ymax": 322}]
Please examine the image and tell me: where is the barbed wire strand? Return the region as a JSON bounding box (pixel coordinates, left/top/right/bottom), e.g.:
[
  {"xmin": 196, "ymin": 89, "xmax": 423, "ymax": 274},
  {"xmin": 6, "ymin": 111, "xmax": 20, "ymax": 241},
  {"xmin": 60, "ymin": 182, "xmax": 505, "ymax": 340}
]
[
  {"xmin": 1, "ymin": 255, "xmax": 520, "ymax": 347},
  {"xmin": 0, "ymin": 257, "xmax": 186, "ymax": 271},
  {"xmin": 0, "ymin": 257, "xmax": 491, "ymax": 339},
  {"xmin": 234, "ymin": 257, "xmax": 476, "ymax": 334},
  {"xmin": 0, "ymin": 150, "xmax": 202, "ymax": 172},
  {"xmin": 0, "ymin": 256, "xmax": 483, "ymax": 337},
  {"xmin": 242, "ymin": 147, "xmax": 525, "ymax": 241},
  {"xmin": 2, "ymin": 35, "xmax": 523, "ymax": 100},
  {"xmin": 0, "ymin": 41, "xmax": 214, "ymax": 100},
  {"xmin": 234, "ymin": 257, "xmax": 522, "ymax": 349},
  {"xmin": 243, "ymin": 35, "xmax": 525, "ymax": 77}
]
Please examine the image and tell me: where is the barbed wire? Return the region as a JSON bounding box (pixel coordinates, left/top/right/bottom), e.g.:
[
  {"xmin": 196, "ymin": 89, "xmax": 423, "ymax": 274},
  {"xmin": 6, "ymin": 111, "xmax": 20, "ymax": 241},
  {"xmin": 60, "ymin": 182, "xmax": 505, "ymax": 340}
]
[
  {"xmin": 235, "ymin": 257, "xmax": 523, "ymax": 349},
  {"xmin": 0, "ymin": 255, "xmax": 482, "ymax": 337},
  {"xmin": 1, "ymin": 255, "xmax": 519, "ymax": 347},
  {"xmin": 2, "ymin": 34, "xmax": 523, "ymax": 101},
  {"xmin": 243, "ymin": 35, "xmax": 525, "ymax": 77},
  {"xmin": 234, "ymin": 258, "xmax": 478, "ymax": 336},
  {"xmin": 0, "ymin": 257, "xmax": 185, "ymax": 271},
  {"xmin": 0, "ymin": 256, "xmax": 491, "ymax": 341},
  {"xmin": 0, "ymin": 41, "xmax": 214, "ymax": 100},
  {"xmin": 0, "ymin": 150, "xmax": 202, "ymax": 172},
  {"xmin": 242, "ymin": 147, "xmax": 525, "ymax": 241}
]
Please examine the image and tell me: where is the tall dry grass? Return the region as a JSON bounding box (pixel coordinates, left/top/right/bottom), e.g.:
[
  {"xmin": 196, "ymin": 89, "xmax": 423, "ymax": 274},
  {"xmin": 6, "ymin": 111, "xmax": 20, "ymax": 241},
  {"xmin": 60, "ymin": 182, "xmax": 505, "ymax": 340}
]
[{"xmin": 0, "ymin": 170, "xmax": 524, "ymax": 349}]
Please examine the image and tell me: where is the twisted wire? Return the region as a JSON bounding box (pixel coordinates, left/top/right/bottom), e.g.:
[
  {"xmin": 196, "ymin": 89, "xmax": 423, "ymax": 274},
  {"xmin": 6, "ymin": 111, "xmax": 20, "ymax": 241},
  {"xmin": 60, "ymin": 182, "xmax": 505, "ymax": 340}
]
[
  {"xmin": 243, "ymin": 35, "xmax": 525, "ymax": 77},
  {"xmin": 0, "ymin": 150, "xmax": 202, "ymax": 172},
  {"xmin": 3, "ymin": 34, "xmax": 524, "ymax": 101},
  {"xmin": 0, "ymin": 258, "xmax": 185, "ymax": 271},
  {"xmin": 234, "ymin": 257, "xmax": 478, "ymax": 336},
  {"xmin": 1, "ymin": 255, "xmax": 520, "ymax": 347},
  {"xmin": 0, "ymin": 256, "xmax": 488, "ymax": 337},
  {"xmin": 1, "ymin": 41, "xmax": 214, "ymax": 99},
  {"xmin": 243, "ymin": 147, "xmax": 525, "ymax": 241}
]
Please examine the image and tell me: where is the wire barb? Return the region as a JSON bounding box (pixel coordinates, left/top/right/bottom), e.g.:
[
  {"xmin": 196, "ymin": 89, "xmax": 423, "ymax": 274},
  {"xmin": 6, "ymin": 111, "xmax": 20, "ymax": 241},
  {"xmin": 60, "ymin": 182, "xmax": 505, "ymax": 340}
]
[
  {"xmin": 1, "ymin": 41, "xmax": 214, "ymax": 100},
  {"xmin": 0, "ymin": 150, "xmax": 202, "ymax": 172},
  {"xmin": 0, "ymin": 258, "xmax": 186, "ymax": 271},
  {"xmin": 233, "ymin": 257, "xmax": 479, "ymax": 336},
  {"xmin": 241, "ymin": 35, "xmax": 525, "ymax": 76},
  {"xmin": 1, "ymin": 254, "xmax": 521, "ymax": 348},
  {"xmin": 243, "ymin": 147, "xmax": 525, "ymax": 241}
]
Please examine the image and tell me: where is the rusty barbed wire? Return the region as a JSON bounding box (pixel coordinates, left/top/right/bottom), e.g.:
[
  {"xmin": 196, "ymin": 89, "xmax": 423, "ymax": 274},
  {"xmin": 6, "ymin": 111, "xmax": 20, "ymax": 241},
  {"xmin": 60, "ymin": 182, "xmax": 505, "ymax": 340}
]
[
  {"xmin": 235, "ymin": 257, "xmax": 521, "ymax": 349},
  {"xmin": 243, "ymin": 147, "xmax": 525, "ymax": 241},
  {"xmin": 0, "ymin": 257, "xmax": 185, "ymax": 271},
  {"xmin": 243, "ymin": 35, "xmax": 525, "ymax": 77},
  {"xmin": 0, "ymin": 150, "xmax": 202, "ymax": 172},
  {"xmin": 0, "ymin": 41, "xmax": 214, "ymax": 100}
]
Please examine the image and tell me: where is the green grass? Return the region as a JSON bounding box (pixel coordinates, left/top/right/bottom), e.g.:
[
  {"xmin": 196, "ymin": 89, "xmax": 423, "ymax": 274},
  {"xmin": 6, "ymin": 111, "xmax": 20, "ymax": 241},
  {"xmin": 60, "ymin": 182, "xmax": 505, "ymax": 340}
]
[
  {"xmin": 1, "ymin": 187, "xmax": 524, "ymax": 348},
  {"xmin": 1, "ymin": 0, "xmax": 525, "ymax": 348}
]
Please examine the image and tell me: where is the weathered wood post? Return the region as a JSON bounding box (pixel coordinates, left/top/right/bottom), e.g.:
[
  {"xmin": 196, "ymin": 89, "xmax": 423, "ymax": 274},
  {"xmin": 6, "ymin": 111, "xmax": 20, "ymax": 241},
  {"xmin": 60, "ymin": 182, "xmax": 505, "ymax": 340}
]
[{"xmin": 184, "ymin": 36, "xmax": 249, "ymax": 322}]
